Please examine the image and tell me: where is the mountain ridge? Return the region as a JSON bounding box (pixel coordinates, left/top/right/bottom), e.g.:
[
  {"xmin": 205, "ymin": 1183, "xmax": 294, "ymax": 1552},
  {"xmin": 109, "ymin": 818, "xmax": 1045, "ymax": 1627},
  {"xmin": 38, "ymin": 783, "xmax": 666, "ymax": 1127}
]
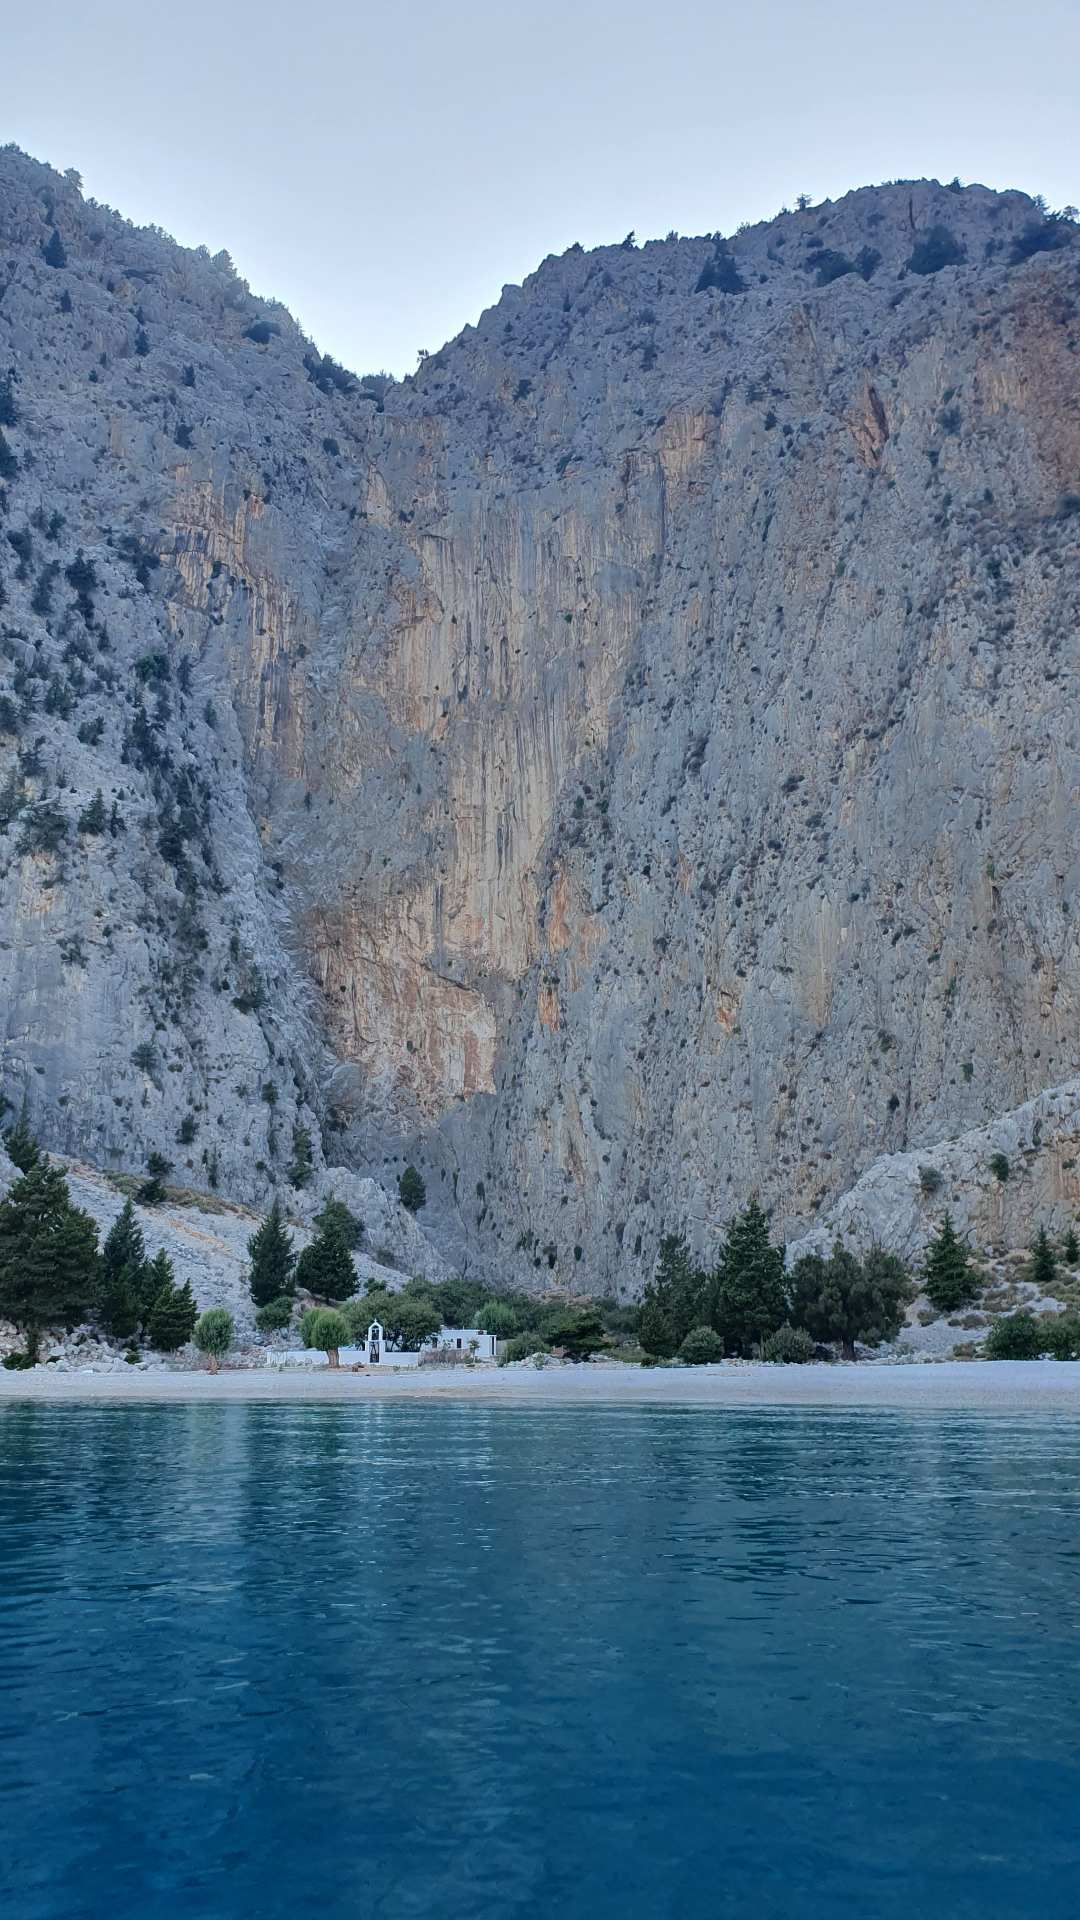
[{"xmin": 1, "ymin": 142, "xmax": 1079, "ymax": 1290}]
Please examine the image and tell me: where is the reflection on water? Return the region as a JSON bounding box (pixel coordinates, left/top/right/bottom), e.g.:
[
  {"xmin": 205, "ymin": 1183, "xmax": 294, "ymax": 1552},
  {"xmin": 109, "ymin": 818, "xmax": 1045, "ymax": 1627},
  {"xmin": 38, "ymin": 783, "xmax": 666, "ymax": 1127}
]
[{"xmin": 1, "ymin": 1406, "xmax": 1078, "ymax": 1918}]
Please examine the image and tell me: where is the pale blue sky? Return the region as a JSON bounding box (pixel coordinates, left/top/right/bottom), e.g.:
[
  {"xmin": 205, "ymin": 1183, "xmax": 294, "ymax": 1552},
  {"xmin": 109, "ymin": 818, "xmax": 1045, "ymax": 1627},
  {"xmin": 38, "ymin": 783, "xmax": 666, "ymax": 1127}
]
[{"xmin": 6, "ymin": 0, "xmax": 1078, "ymax": 375}]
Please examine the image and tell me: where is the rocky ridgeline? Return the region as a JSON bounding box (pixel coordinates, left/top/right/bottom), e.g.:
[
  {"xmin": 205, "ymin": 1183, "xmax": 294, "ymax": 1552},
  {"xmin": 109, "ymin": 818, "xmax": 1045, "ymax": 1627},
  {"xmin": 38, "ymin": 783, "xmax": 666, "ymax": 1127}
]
[{"xmin": 1, "ymin": 144, "xmax": 1079, "ymax": 1294}]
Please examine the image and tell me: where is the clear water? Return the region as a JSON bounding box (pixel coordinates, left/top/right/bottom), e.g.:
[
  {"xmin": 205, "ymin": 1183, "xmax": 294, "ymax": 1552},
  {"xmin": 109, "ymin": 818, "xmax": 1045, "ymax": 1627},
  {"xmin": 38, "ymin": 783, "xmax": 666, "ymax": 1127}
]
[{"xmin": 1, "ymin": 1406, "xmax": 1078, "ymax": 1919}]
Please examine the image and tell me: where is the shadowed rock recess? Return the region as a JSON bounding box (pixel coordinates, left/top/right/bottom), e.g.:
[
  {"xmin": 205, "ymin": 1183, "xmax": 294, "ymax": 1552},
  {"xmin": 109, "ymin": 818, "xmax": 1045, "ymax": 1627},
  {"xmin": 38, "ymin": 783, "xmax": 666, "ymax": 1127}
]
[{"xmin": 1, "ymin": 146, "xmax": 1079, "ymax": 1293}]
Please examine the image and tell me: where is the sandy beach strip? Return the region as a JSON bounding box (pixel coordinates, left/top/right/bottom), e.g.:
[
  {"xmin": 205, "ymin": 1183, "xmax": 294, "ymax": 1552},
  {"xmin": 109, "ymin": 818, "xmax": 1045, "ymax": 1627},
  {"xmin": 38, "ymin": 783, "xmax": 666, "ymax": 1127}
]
[{"xmin": 1, "ymin": 1360, "xmax": 1078, "ymax": 1412}]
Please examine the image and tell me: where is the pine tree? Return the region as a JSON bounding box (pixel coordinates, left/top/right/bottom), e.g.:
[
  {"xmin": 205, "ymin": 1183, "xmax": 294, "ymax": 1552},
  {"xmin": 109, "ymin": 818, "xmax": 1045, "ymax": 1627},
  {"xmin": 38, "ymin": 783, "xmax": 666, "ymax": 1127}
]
[
  {"xmin": 0, "ymin": 1161, "xmax": 99, "ymax": 1356},
  {"xmin": 0, "ymin": 427, "xmax": 17, "ymax": 482},
  {"xmin": 788, "ymin": 1243, "xmax": 911, "ymax": 1359},
  {"xmin": 1064, "ymin": 1227, "xmax": 1080, "ymax": 1266},
  {"xmin": 3, "ymin": 1109, "xmax": 41, "ymax": 1174},
  {"xmin": 98, "ymin": 1198, "xmax": 147, "ymax": 1340},
  {"xmin": 638, "ymin": 1289, "xmax": 677, "ymax": 1358},
  {"xmin": 1029, "ymin": 1226, "xmax": 1058, "ymax": 1294},
  {"xmin": 77, "ymin": 789, "xmax": 107, "ymax": 835},
  {"xmin": 43, "ymin": 228, "xmax": 68, "ymax": 269},
  {"xmin": 923, "ymin": 1213, "xmax": 978, "ymax": 1312},
  {"xmin": 247, "ymin": 1199, "xmax": 296, "ymax": 1306},
  {"xmin": 137, "ymin": 1153, "xmax": 171, "ymax": 1204},
  {"xmin": 296, "ymin": 1224, "xmax": 356, "ymax": 1301},
  {"xmin": 313, "ymin": 1196, "xmax": 362, "ymax": 1249},
  {"xmin": 708, "ymin": 1198, "xmax": 788, "ymax": 1355},
  {"xmin": 147, "ymin": 1256, "xmax": 197, "ymax": 1352},
  {"xmin": 398, "ymin": 1164, "xmax": 426, "ymax": 1213},
  {"xmin": 651, "ymin": 1232, "xmax": 706, "ymax": 1346}
]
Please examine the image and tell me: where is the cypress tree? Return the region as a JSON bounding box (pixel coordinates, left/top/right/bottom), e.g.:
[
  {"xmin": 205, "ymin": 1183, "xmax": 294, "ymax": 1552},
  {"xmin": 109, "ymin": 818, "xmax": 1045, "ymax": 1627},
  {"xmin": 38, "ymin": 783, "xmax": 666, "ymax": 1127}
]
[
  {"xmin": 1029, "ymin": 1226, "xmax": 1058, "ymax": 1294},
  {"xmin": 98, "ymin": 1198, "xmax": 147, "ymax": 1340},
  {"xmin": 708, "ymin": 1198, "xmax": 788, "ymax": 1355},
  {"xmin": 247, "ymin": 1198, "xmax": 296, "ymax": 1306},
  {"xmin": 147, "ymin": 1265, "xmax": 197, "ymax": 1352},
  {"xmin": 289, "ymin": 1125, "xmax": 314, "ymax": 1189},
  {"xmin": 77, "ymin": 789, "xmax": 107, "ymax": 835},
  {"xmin": 923, "ymin": 1213, "xmax": 978, "ymax": 1312},
  {"xmin": 1063, "ymin": 1227, "xmax": 1080, "ymax": 1266},
  {"xmin": 0, "ymin": 1161, "xmax": 99, "ymax": 1356},
  {"xmin": 638, "ymin": 1289, "xmax": 677, "ymax": 1358},
  {"xmin": 43, "ymin": 228, "xmax": 68, "ymax": 269},
  {"xmin": 296, "ymin": 1224, "xmax": 355, "ymax": 1302}
]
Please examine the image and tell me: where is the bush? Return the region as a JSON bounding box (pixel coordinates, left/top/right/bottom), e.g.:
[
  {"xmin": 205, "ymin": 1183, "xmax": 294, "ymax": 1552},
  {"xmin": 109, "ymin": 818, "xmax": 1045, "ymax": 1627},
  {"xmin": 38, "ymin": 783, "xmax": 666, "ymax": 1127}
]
[
  {"xmin": 1043, "ymin": 1315, "xmax": 1080, "ymax": 1361},
  {"xmin": 475, "ymin": 1299, "xmax": 521, "ymax": 1338},
  {"xmin": 761, "ymin": 1323, "xmax": 816, "ymax": 1364},
  {"xmin": 300, "ymin": 1305, "xmax": 349, "ymax": 1365},
  {"xmin": 918, "ymin": 1165, "xmax": 943, "ymax": 1196},
  {"xmin": 43, "ymin": 228, "xmax": 67, "ymax": 269},
  {"xmin": 907, "ymin": 226, "xmax": 965, "ymax": 275},
  {"xmin": 256, "ymin": 1294, "xmax": 296, "ymax": 1333},
  {"xmin": 398, "ymin": 1165, "xmax": 426, "ymax": 1213},
  {"xmin": 499, "ymin": 1332, "xmax": 551, "ymax": 1366},
  {"xmin": 193, "ymin": 1307, "xmax": 233, "ymax": 1370},
  {"xmin": 985, "ymin": 1311, "xmax": 1043, "ymax": 1359},
  {"xmin": 2, "ymin": 1350, "xmax": 34, "ymax": 1370},
  {"xmin": 989, "ymin": 1152, "xmax": 1010, "ymax": 1182},
  {"xmin": 678, "ymin": 1325, "xmax": 724, "ymax": 1365}
]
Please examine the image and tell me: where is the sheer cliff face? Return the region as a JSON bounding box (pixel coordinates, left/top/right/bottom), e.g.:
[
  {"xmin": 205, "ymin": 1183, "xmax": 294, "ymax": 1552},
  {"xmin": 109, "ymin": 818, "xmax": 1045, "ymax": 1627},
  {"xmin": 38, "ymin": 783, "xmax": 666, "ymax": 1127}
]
[{"xmin": 2, "ymin": 149, "xmax": 1079, "ymax": 1289}]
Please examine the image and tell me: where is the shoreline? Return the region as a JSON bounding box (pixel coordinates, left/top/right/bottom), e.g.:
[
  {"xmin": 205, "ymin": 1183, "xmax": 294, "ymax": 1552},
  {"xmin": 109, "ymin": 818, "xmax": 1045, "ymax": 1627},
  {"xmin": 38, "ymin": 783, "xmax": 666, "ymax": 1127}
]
[{"xmin": 1, "ymin": 1360, "xmax": 1079, "ymax": 1411}]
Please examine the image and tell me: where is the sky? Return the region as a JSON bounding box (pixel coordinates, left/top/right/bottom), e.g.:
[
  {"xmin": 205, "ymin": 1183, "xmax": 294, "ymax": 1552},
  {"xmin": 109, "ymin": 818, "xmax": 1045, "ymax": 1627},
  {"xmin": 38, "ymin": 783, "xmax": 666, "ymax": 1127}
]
[{"xmin": 6, "ymin": 0, "xmax": 1079, "ymax": 377}]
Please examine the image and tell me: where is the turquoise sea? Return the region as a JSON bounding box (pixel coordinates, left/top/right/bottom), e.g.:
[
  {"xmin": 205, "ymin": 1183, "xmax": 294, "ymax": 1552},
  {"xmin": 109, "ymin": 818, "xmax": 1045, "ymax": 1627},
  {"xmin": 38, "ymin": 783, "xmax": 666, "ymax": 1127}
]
[{"xmin": 1, "ymin": 1405, "xmax": 1078, "ymax": 1918}]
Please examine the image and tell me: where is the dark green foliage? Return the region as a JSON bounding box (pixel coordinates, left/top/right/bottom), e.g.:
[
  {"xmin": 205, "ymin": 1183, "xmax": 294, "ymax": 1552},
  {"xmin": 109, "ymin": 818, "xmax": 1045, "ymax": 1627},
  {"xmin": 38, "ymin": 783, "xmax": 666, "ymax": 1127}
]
[
  {"xmin": 0, "ymin": 769, "xmax": 25, "ymax": 826},
  {"xmin": 194, "ymin": 1306, "xmax": 233, "ymax": 1367},
  {"xmin": 247, "ymin": 1199, "xmax": 296, "ymax": 1306},
  {"xmin": 498, "ymin": 1331, "xmax": 550, "ymax": 1365},
  {"xmin": 761, "ymin": 1322, "xmax": 816, "ymax": 1363},
  {"xmin": 303, "ymin": 351, "xmax": 356, "ymax": 395},
  {"xmin": 0, "ymin": 370, "xmax": 16, "ymax": 427},
  {"xmin": 0, "ymin": 697, "xmax": 18, "ymax": 736},
  {"xmin": 543, "ymin": 1306, "xmax": 606, "ymax": 1360},
  {"xmin": 98, "ymin": 1198, "xmax": 146, "ymax": 1339},
  {"xmin": 77, "ymin": 788, "xmax": 107, "ymax": 834},
  {"xmin": 1029, "ymin": 1226, "xmax": 1058, "ymax": 1293},
  {"xmin": 708, "ymin": 1198, "xmax": 787, "ymax": 1355},
  {"xmin": 182, "ymin": 364, "xmax": 196, "ymax": 388},
  {"xmin": 812, "ymin": 249, "xmax": 856, "ymax": 286},
  {"xmin": 985, "ymin": 1310, "xmax": 1043, "ymax": 1359},
  {"xmin": 31, "ymin": 562, "xmax": 60, "ymax": 617},
  {"xmin": 313, "ymin": 1196, "xmax": 362, "ymax": 1248},
  {"xmin": 923, "ymin": 1214, "xmax": 978, "ymax": 1312},
  {"xmin": 300, "ymin": 1306, "xmax": 349, "ymax": 1361},
  {"xmin": 0, "ymin": 428, "xmax": 17, "ymax": 482},
  {"xmin": 1063, "ymin": 1228, "xmax": 1079, "ymax": 1266},
  {"xmin": 65, "ymin": 548, "xmax": 97, "ymax": 622},
  {"xmin": 295, "ymin": 1223, "xmax": 355, "ymax": 1301},
  {"xmin": 918, "ymin": 1165, "xmax": 943, "ymax": 1196},
  {"xmin": 134, "ymin": 327, "xmax": 150, "ymax": 357},
  {"xmin": 638, "ymin": 1289, "xmax": 677, "ymax": 1357},
  {"xmin": 148, "ymin": 1275, "xmax": 197, "ymax": 1352},
  {"xmin": 4, "ymin": 1113, "xmax": 41, "ymax": 1174},
  {"xmin": 907, "ymin": 226, "xmax": 965, "ymax": 275},
  {"xmin": 43, "ymin": 228, "xmax": 67, "ymax": 269},
  {"xmin": 695, "ymin": 241, "xmax": 745, "ymax": 294},
  {"xmin": 377, "ymin": 1290, "xmax": 442, "ymax": 1351},
  {"xmin": 647, "ymin": 1232, "xmax": 707, "ymax": 1347},
  {"xmin": 289, "ymin": 1125, "xmax": 314, "ymax": 1189},
  {"xmin": 255, "ymin": 1294, "xmax": 295, "ymax": 1332},
  {"xmin": 177, "ymin": 1113, "xmax": 198, "ymax": 1145},
  {"xmin": 398, "ymin": 1164, "xmax": 426, "ymax": 1213},
  {"xmin": 679, "ymin": 1324, "xmax": 724, "ymax": 1364},
  {"xmin": 788, "ymin": 1242, "xmax": 911, "ymax": 1356},
  {"xmin": 1010, "ymin": 219, "xmax": 1072, "ymax": 264},
  {"xmin": 17, "ymin": 801, "xmax": 68, "ymax": 858},
  {"xmin": 427, "ymin": 1274, "xmax": 487, "ymax": 1328},
  {"xmin": 1043, "ymin": 1315, "xmax": 1080, "ymax": 1361},
  {"xmin": 855, "ymin": 246, "xmax": 881, "ymax": 279},
  {"xmin": 0, "ymin": 1161, "xmax": 99, "ymax": 1352},
  {"xmin": 989, "ymin": 1151, "xmax": 1010, "ymax": 1182},
  {"xmin": 474, "ymin": 1298, "xmax": 521, "ymax": 1338},
  {"xmin": 137, "ymin": 1154, "xmax": 170, "ymax": 1204},
  {"xmin": 174, "ymin": 422, "xmax": 193, "ymax": 449},
  {"xmin": 243, "ymin": 320, "xmax": 278, "ymax": 345},
  {"xmin": 131, "ymin": 1040, "xmax": 157, "ymax": 1074}
]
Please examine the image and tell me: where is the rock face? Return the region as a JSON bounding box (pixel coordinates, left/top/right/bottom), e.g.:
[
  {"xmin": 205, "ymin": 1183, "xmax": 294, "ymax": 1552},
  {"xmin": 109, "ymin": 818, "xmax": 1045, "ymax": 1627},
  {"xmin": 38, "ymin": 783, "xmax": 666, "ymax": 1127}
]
[{"xmin": 2, "ymin": 146, "xmax": 1079, "ymax": 1290}]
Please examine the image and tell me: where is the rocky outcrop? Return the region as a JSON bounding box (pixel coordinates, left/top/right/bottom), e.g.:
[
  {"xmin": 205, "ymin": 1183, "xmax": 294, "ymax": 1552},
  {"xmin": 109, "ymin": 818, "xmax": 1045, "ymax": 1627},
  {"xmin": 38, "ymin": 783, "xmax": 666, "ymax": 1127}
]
[{"xmin": 2, "ymin": 146, "xmax": 1079, "ymax": 1291}]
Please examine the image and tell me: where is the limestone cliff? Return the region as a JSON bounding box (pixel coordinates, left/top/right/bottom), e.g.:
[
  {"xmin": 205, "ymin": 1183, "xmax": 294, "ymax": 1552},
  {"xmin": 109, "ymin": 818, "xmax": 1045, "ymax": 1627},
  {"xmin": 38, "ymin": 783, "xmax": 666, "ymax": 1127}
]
[{"xmin": 2, "ymin": 146, "xmax": 1079, "ymax": 1289}]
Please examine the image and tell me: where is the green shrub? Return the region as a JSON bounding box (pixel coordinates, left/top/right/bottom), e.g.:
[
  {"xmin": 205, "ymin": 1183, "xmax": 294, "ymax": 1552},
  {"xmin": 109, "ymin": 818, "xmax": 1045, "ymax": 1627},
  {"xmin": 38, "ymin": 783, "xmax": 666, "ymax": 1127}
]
[
  {"xmin": 985, "ymin": 1310, "xmax": 1043, "ymax": 1359},
  {"xmin": 398, "ymin": 1165, "xmax": 426, "ymax": 1213},
  {"xmin": 1043, "ymin": 1315, "xmax": 1080, "ymax": 1362},
  {"xmin": 989, "ymin": 1152, "xmax": 1010, "ymax": 1182},
  {"xmin": 475, "ymin": 1299, "xmax": 521, "ymax": 1338},
  {"xmin": 2, "ymin": 1350, "xmax": 34, "ymax": 1370},
  {"xmin": 918, "ymin": 1165, "xmax": 943, "ymax": 1196},
  {"xmin": 907, "ymin": 225, "xmax": 965, "ymax": 275},
  {"xmin": 193, "ymin": 1306, "xmax": 233, "ymax": 1370},
  {"xmin": 498, "ymin": 1332, "xmax": 551, "ymax": 1366},
  {"xmin": 761, "ymin": 1323, "xmax": 816, "ymax": 1364},
  {"xmin": 255, "ymin": 1294, "xmax": 295, "ymax": 1333},
  {"xmin": 678, "ymin": 1324, "xmax": 724, "ymax": 1365}
]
